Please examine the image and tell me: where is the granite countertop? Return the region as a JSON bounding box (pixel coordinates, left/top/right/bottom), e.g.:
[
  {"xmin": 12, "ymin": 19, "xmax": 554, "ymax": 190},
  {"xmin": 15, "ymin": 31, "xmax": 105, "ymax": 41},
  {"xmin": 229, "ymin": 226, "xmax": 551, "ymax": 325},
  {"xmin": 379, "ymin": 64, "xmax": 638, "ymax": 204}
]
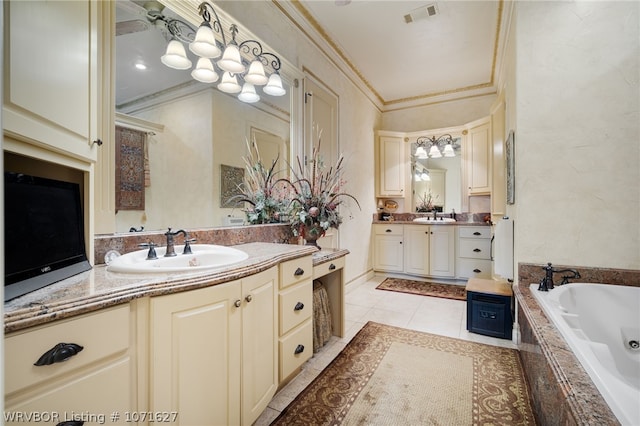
[
  {"xmin": 4, "ymin": 242, "xmax": 339, "ymax": 333},
  {"xmin": 372, "ymin": 220, "xmax": 490, "ymax": 226}
]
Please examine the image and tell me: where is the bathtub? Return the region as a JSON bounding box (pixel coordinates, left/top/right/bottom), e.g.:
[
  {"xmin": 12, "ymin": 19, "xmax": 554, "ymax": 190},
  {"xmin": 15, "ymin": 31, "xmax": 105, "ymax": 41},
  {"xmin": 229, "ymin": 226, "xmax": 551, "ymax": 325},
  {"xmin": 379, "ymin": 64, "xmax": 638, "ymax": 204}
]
[{"xmin": 530, "ymin": 283, "xmax": 640, "ymax": 426}]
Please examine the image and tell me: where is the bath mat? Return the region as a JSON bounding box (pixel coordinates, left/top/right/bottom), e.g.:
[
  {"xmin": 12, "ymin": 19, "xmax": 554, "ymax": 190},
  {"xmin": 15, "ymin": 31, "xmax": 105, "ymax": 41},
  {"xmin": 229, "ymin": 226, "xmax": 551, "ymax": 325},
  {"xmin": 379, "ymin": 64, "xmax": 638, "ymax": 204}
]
[
  {"xmin": 376, "ymin": 277, "xmax": 466, "ymax": 301},
  {"xmin": 271, "ymin": 322, "xmax": 535, "ymax": 425}
]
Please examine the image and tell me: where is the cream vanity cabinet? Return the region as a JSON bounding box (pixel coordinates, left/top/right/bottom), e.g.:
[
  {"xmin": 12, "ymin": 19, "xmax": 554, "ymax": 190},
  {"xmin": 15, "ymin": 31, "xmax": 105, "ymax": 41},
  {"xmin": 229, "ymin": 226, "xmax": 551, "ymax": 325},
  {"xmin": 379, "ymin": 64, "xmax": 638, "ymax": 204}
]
[
  {"xmin": 3, "ymin": 0, "xmax": 101, "ymax": 162},
  {"xmin": 376, "ymin": 133, "xmax": 406, "ymax": 197},
  {"xmin": 404, "ymin": 225, "xmax": 455, "ymax": 277},
  {"xmin": 373, "ymin": 224, "xmax": 405, "ymax": 272},
  {"xmin": 4, "ymin": 305, "xmax": 136, "ymax": 425},
  {"xmin": 150, "ymin": 267, "xmax": 278, "ymax": 426},
  {"xmin": 278, "ymin": 256, "xmax": 314, "ymax": 383},
  {"xmin": 456, "ymin": 226, "xmax": 492, "ymax": 279},
  {"xmin": 465, "ymin": 118, "xmax": 492, "ymax": 195}
]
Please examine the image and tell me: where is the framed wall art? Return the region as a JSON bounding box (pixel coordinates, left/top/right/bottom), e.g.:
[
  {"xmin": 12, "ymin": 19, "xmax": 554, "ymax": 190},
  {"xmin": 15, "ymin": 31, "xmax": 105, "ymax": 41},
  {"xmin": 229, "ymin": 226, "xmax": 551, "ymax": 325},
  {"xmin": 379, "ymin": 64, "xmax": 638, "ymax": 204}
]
[{"xmin": 506, "ymin": 130, "xmax": 515, "ymax": 204}]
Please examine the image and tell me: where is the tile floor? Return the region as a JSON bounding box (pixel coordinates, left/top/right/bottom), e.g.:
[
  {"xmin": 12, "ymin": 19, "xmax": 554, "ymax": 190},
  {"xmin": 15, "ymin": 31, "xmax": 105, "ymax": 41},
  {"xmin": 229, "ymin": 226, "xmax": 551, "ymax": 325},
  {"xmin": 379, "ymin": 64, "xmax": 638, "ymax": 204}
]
[{"xmin": 255, "ymin": 275, "xmax": 517, "ymax": 425}]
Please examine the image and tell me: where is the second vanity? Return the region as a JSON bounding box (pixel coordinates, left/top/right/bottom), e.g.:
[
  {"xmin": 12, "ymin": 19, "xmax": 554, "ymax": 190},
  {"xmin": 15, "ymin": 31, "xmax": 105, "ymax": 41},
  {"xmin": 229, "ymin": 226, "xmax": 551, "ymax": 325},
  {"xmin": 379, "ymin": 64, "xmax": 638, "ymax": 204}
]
[
  {"xmin": 373, "ymin": 216, "xmax": 492, "ymax": 280},
  {"xmin": 4, "ymin": 243, "xmax": 348, "ymax": 426}
]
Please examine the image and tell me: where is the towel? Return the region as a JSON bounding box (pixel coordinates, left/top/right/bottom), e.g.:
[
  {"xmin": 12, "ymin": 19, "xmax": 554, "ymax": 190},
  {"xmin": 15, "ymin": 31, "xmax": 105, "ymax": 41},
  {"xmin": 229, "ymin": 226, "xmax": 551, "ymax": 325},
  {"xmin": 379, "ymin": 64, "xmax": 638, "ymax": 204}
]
[{"xmin": 494, "ymin": 218, "xmax": 514, "ymax": 280}]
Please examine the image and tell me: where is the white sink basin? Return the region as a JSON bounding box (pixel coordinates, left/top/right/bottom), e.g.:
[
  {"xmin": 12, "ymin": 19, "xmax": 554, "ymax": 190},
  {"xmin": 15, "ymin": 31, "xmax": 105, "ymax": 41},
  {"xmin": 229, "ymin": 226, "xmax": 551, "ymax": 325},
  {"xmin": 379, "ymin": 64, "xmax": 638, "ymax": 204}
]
[
  {"xmin": 106, "ymin": 244, "xmax": 249, "ymax": 274},
  {"xmin": 413, "ymin": 217, "xmax": 456, "ymax": 223}
]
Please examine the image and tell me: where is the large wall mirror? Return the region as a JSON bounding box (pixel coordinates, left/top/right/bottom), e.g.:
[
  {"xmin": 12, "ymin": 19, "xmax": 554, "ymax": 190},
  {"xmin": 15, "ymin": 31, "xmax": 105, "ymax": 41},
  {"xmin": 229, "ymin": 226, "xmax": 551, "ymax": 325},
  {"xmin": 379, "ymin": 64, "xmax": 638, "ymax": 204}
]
[
  {"xmin": 409, "ymin": 135, "xmax": 462, "ymax": 214},
  {"xmin": 113, "ymin": 0, "xmax": 298, "ymax": 233}
]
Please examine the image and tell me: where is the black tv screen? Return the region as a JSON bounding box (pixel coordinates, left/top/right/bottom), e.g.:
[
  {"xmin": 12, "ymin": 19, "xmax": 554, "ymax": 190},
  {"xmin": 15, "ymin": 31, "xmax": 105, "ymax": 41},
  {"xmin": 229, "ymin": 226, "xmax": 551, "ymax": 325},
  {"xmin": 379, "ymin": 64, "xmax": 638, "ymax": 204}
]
[{"xmin": 4, "ymin": 172, "xmax": 91, "ymax": 301}]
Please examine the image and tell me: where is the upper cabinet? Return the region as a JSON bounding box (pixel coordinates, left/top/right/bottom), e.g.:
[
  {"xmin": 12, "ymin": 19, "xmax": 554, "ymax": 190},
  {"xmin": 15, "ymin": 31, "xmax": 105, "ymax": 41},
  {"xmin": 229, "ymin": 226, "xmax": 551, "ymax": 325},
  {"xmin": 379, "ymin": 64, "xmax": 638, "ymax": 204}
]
[
  {"xmin": 3, "ymin": 0, "xmax": 101, "ymax": 163},
  {"xmin": 464, "ymin": 118, "xmax": 491, "ymax": 195},
  {"xmin": 376, "ymin": 133, "xmax": 406, "ymax": 197}
]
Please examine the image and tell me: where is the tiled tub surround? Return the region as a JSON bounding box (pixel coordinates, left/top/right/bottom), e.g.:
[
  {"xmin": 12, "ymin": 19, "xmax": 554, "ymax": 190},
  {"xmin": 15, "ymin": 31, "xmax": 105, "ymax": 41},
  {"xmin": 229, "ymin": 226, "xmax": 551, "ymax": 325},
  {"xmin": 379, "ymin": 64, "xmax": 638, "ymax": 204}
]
[
  {"xmin": 515, "ymin": 263, "xmax": 640, "ymax": 426},
  {"xmin": 4, "ymin": 242, "xmax": 317, "ymax": 333}
]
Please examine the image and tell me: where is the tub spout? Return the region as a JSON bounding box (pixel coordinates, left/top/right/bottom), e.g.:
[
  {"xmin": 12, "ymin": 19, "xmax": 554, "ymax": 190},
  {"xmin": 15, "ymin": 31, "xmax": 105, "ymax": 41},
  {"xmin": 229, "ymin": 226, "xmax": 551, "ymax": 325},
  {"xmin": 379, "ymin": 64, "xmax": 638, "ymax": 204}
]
[{"xmin": 538, "ymin": 262, "xmax": 581, "ymax": 291}]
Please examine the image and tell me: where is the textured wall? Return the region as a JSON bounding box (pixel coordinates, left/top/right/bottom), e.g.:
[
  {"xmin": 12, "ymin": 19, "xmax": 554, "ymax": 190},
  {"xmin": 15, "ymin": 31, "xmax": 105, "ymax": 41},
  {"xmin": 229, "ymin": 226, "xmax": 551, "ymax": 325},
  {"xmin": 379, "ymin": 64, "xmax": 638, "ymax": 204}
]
[{"xmin": 513, "ymin": 2, "xmax": 639, "ymax": 270}]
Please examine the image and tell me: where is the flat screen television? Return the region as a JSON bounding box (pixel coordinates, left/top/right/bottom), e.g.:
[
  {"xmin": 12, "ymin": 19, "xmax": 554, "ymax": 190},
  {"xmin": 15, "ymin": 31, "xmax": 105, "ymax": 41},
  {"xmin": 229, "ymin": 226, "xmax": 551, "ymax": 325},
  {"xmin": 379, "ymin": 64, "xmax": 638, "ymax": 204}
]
[{"xmin": 4, "ymin": 172, "xmax": 92, "ymax": 301}]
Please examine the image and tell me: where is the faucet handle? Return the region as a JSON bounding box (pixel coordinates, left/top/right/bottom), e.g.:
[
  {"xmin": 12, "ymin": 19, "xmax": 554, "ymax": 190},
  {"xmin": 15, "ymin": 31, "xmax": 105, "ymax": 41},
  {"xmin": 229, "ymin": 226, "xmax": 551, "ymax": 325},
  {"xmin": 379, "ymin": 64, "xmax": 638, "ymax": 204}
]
[
  {"xmin": 138, "ymin": 242, "xmax": 158, "ymax": 260},
  {"xmin": 183, "ymin": 238, "xmax": 196, "ymax": 254}
]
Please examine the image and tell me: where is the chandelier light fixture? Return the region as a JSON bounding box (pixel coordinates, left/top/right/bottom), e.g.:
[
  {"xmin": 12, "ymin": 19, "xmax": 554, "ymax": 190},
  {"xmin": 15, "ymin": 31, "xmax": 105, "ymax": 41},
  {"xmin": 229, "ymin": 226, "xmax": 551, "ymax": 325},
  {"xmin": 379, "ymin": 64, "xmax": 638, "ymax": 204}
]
[
  {"xmin": 160, "ymin": 2, "xmax": 286, "ymax": 103},
  {"xmin": 414, "ymin": 134, "xmax": 456, "ymax": 159}
]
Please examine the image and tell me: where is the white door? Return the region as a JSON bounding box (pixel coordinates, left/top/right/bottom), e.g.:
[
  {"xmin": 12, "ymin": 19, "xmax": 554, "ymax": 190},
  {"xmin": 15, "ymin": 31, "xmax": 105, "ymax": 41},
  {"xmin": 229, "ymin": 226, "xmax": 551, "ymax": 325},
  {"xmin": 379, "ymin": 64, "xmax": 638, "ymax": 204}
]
[{"xmin": 304, "ymin": 77, "xmax": 339, "ymax": 249}]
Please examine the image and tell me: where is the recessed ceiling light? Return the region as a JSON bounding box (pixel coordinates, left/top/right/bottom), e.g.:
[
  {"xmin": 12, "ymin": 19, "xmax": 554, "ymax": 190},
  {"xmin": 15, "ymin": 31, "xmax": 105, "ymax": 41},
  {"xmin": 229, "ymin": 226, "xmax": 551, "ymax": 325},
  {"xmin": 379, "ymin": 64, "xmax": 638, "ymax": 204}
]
[{"xmin": 135, "ymin": 62, "xmax": 147, "ymax": 70}]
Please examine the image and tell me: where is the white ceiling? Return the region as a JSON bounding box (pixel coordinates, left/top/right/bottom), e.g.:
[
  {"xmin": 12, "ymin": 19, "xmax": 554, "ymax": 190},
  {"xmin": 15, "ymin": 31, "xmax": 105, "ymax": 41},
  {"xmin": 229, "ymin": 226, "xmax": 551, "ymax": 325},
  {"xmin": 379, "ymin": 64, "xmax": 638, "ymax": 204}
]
[
  {"xmin": 116, "ymin": 1, "xmax": 503, "ymax": 110},
  {"xmin": 296, "ymin": 0, "xmax": 501, "ymax": 107}
]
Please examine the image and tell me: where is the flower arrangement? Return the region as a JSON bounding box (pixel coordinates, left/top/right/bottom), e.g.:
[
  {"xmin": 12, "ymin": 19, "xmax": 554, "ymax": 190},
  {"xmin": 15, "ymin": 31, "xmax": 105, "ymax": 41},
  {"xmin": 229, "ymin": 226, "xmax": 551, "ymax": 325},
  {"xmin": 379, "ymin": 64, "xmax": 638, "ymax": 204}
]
[
  {"xmin": 286, "ymin": 140, "xmax": 360, "ymax": 245},
  {"xmin": 416, "ymin": 191, "xmax": 438, "ymax": 212},
  {"xmin": 229, "ymin": 140, "xmax": 290, "ymax": 224}
]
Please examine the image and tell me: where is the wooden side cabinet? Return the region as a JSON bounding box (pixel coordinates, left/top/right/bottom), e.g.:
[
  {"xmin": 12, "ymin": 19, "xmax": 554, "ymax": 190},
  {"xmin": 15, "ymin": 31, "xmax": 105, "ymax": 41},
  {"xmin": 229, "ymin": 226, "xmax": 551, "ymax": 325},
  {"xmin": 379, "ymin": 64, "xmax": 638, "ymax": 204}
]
[{"xmin": 465, "ymin": 278, "xmax": 512, "ymax": 340}]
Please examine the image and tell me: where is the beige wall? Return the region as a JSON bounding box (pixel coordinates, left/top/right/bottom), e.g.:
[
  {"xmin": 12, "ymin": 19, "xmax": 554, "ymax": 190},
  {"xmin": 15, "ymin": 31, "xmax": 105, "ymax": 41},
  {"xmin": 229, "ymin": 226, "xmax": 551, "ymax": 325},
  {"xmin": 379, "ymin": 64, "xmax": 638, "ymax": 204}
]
[{"xmin": 511, "ymin": 1, "xmax": 639, "ymax": 271}]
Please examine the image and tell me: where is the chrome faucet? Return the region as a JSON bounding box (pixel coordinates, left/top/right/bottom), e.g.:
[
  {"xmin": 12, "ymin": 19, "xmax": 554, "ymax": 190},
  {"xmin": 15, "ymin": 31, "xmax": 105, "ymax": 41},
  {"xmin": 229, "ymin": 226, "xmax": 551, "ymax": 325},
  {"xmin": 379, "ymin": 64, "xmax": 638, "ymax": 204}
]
[
  {"xmin": 538, "ymin": 262, "xmax": 581, "ymax": 291},
  {"xmin": 164, "ymin": 228, "xmax": 187, "ymax": 257}
]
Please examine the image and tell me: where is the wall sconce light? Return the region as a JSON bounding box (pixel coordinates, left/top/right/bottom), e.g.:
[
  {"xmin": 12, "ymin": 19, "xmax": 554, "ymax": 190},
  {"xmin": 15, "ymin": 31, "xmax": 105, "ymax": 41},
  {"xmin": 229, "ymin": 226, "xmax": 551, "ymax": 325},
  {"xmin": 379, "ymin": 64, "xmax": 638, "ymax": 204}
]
[
  {"xmin": 160, "ymin": 2, "xmax": 286, "ymax": 103},
  {"xmin": 415, "ymin": 134, "xmax": 456, "ymax": 159}
]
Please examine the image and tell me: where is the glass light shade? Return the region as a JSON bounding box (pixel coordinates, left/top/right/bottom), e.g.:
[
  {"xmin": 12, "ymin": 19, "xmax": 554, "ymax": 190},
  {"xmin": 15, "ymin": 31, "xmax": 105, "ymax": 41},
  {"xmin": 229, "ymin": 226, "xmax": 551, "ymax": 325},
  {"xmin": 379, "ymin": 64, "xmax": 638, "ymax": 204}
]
[
  {"xmin": 217, "ymin": 72, "xmax": 241, "ymax": 94},
  {"xmin": 428, "ymin": 145, "xmax": 442, "ymax": 158},
  {"xmin": 421, "ymin": 172, "xmax": 430, "ymax": 181},
  {"xmin": 263, "ymin": 72, "xmax": 286, "ymax": 96},
  {"xmin": 415, "ymin": 146, "xmax": 428, "ymax": 159},
  {"xmin": 189, "ymin": 24, "xmax": 221, "ymax": 58},
  {"xmin": 217, "ymin": 44, "xmax": 245, "ymax": 73},
  {"xmin": 244, "ymin": 60, "xmax": 268, "ymax": 85},
  {"xmin": 443, "ymin": 143, "xmax": 455, "ymax": 157},
  {"xmin": 191, "ymin": 58, "xmax": 219, "ymax": 83},
  {"xmin": 161, "ymin": 40, "xmax": 192, "ymax": 70},
  {"xmin": 238, "ymin": 83, "xmax": 260, "ymax": 103}
]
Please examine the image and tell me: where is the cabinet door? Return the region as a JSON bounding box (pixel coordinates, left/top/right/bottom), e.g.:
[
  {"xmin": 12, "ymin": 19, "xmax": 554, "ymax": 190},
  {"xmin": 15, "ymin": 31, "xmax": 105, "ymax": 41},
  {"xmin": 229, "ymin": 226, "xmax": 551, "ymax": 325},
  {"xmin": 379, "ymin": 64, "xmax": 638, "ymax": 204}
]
[
  {"xmin": 374, "ymin": 235, "xmax": 404, "ymax": 272},
  {"xmin": 3, "ymin": 0, "xmax": 98, "ymax": 162},
  {"xmin": 467, "ymin": 121, "xmax": 491, "ymax": 195},
  {"xmin": 241, "ymin": 268, "xmax": 278, "ymax": 426},
  {"xmin": 150, "ymin": 281, "xmax": 241, "ymax": 426},
  {"xmin": 403, "ymin": 225, "xmax": 430, "ymax": 276},
  {"xmin": 378, "ymin": 136, "xmax": 405, "ymax": 197},
  {"xmin": 430, "ymin": 226, "xmax": 456, "ymax": 277}
]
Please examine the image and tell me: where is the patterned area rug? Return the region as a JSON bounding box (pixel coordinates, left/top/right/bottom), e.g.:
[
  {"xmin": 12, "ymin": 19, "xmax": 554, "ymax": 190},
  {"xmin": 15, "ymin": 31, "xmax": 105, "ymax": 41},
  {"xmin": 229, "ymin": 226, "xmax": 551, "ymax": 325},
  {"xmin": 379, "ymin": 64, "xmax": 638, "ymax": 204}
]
[
  {"xmin": 272, "ymin": 322, "xmax": 536, "ymax": 425},
  {"xmin": 376, "ymin": 277, "xmax": 467, "ymax": 301}
]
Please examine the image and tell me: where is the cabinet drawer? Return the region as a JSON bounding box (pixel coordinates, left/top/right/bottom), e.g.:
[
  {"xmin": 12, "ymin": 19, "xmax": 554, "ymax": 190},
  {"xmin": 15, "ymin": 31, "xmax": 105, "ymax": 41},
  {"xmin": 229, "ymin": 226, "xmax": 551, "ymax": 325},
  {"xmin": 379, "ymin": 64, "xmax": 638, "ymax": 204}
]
[
  {"xmin": 373, "ymin": 224, "xmax": 403, "ymax": 236},
  {"xmin": 457, "ymin": 258, "xmax": 492, "ymax": 279},
  {"xmin": 279, "ymin": 281, "xmax": 313, "ymax": 335},
  {"xmin": 458, "ymin": 238, "xmax": 491, "ymax": 259},
  {"xmin": 5, "ymin": 304, "xmax": 130, "ymax": 395},
  {"xmin": 313, "ymin": 256, "xmax": 345, "ymax": 279},
  {"xmin": 279, "ymin": 320, "xmax": 313, "ymax": 381},
  {"xmin": 458, "ymin": 227, "xmax": 491, "ymax": 239},
  {"xmin": 280, "ymin": 256, "xmax": 313, "ymax": 289}
]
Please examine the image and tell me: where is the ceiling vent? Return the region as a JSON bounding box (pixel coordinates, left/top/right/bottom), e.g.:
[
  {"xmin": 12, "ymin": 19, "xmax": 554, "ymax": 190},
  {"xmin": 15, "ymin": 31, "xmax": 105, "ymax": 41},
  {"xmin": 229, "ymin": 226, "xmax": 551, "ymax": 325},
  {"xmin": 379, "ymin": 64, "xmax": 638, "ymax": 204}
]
[{"xmin": 404, "ymin": 3, "xmax": 439, "ymax": 24}]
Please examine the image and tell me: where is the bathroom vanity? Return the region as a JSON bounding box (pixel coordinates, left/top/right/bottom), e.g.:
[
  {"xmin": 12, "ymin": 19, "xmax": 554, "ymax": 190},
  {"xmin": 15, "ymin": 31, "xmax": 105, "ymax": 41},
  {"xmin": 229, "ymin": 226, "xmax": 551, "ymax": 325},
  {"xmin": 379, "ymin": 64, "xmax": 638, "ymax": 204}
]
[{"xmin": 4, "ymin": 243, "xmax": 347, "ymax": 426}]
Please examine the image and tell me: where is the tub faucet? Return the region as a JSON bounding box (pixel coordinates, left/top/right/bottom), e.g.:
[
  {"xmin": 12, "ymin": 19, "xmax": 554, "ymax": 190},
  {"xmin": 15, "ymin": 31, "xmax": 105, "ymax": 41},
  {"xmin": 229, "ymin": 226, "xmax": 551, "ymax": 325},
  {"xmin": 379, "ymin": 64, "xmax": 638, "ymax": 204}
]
[
  {"xmin": 538, "ymin": 262, "xmax": 581, "ymax": 291},
  {"xmin": 164, "ymin": 228, "xmax": 187, "ymax": 257}
]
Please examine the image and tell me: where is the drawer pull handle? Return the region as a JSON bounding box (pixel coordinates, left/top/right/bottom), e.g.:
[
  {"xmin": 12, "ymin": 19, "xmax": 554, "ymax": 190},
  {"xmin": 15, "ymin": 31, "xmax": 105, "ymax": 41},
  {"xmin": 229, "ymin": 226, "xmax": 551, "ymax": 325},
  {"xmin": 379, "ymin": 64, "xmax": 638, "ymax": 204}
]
[
  {"xmin": 473, "ymin": 232, "xmax": 481, "ymax": 235},
  {"xmin": 234, "ymin": 299, "xmax": 242, "ymax": 308},
  {"xmin": 294, "ymin": 344, "xmax": 305, "ymax": 355},
  {"xmin": 294, "ymin": 302, "xmax": 304, "ymax": 311},
  {"xmin": 329, "ymin": 263, "xmax": 336, "ymax": 270},
  {"xmin": 57, "ymin": 421, "xmax": 85, "ymax": 426},
  {"xmin": 473, "ymin": 269, "xmax": 482, "ymax": 273},
  {"xmin": 473, "ymin": 248, "xmax": 482, "ymax": 252},
  {"xmin": 385, "ymin": 229, "xmax": 392, "ymax": 233},
  {"xmin": 294, "ymin": 267, "xmax": 305, "ymax": 276},
  {"xmin": 35, "ymin": 343, "xmax": 84, "ymax": 366},
  {"xmin": 245, "ymin": 294, "xmax": 253, "ymax": 303}
]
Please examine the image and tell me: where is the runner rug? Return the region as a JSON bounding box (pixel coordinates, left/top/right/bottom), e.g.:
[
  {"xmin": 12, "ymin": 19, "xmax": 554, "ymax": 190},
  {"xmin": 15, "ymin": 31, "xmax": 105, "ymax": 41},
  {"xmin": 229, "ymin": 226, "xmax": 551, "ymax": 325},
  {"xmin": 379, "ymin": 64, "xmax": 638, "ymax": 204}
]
[
  {"xmin": 376, "ymin": 277, "xmax": 467, "ymax": 301},
  {"xmin": 272, "ymin": 322, "xmax": 535, "ymax": 425}
]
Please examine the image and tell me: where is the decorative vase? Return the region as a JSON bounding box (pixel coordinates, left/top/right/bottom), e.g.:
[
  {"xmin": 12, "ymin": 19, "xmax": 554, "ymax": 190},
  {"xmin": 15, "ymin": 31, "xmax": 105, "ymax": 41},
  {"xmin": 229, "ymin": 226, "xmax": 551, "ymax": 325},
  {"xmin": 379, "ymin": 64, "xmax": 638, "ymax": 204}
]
[{"xmin": 302, "ymin": 223, "xmax": 325, "ymax": 249}]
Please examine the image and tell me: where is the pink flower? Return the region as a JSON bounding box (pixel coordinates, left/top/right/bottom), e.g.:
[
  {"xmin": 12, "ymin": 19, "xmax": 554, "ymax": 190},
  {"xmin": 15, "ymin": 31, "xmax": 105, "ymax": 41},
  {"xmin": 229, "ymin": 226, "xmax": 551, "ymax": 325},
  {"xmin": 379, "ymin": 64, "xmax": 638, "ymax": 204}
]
[{"xmin": 309, "ymin": 206, "xmax": 320, "ymax": 217}]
